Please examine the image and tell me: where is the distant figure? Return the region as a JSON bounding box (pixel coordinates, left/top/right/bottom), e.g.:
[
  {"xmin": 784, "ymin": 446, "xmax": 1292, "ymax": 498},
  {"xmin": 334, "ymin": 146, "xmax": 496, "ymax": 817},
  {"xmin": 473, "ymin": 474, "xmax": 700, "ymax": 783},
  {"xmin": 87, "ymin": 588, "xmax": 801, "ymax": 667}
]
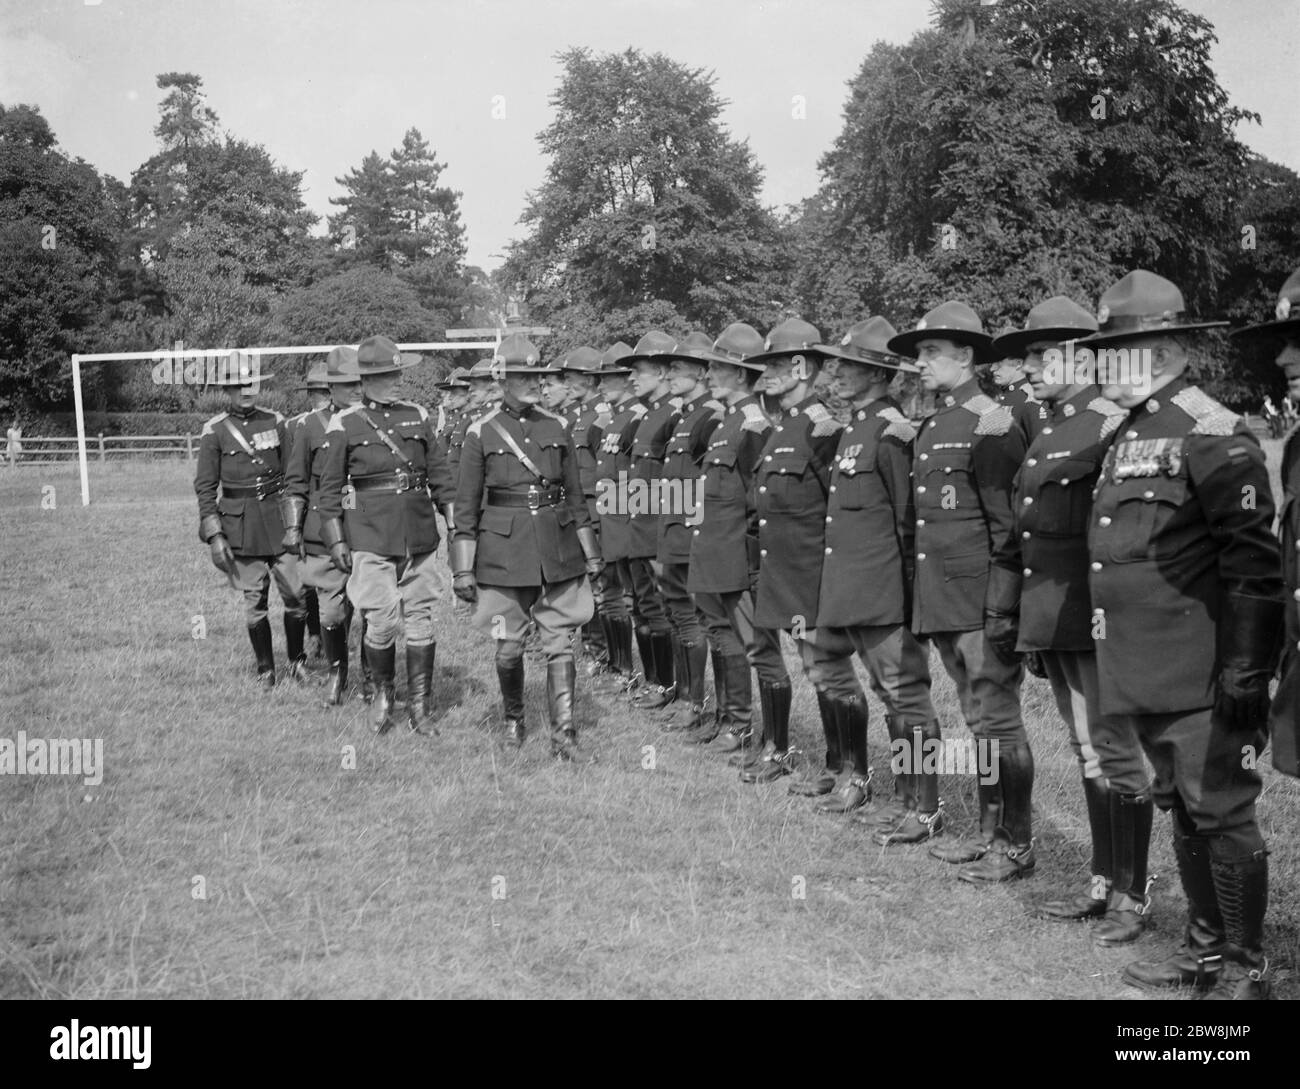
[
  {"xmin": 5, "ymin": 421, "xmax": 21, "ymax": 467},
  {"xmin": 1263, "ymin": 395, "xmax": 1283, "ymax": 439}
]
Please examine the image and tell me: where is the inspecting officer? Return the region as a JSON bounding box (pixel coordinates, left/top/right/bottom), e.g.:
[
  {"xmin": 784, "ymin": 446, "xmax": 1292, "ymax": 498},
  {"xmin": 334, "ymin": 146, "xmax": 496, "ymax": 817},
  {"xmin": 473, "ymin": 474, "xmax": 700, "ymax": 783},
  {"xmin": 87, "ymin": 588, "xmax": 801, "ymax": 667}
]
[
  {"xmin": 289, "ymin": 362, "xmax": 334, "ymax": 661},
  {"xmin": 450, "ymin": 334, "xmax": 604, "ymax": 759},
  {"xmin": 316, "ymin": 335, "xmax": 455, "ymax": 736},
  {"xmin": 194, "ymin": 357, "xmax": 308, "ymax": 686}
]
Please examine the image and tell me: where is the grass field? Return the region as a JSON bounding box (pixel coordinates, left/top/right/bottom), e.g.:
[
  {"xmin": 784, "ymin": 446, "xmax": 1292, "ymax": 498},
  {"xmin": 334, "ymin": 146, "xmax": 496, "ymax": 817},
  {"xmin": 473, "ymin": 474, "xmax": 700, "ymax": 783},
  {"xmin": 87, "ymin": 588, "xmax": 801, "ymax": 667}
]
[{"xmin": 1, "ymin": 454, "xmax": 1297, "ymax": 999}]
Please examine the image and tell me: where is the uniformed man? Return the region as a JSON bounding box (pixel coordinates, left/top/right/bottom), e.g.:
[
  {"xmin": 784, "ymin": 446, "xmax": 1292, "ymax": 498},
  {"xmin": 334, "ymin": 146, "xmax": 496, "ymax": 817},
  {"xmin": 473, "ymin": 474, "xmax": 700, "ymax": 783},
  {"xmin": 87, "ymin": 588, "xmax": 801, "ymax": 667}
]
[
  {"xmin": 446, "ymin": 359, "xmax": 498, "ymax": 483},
  {"xmin": 541, "ymin": 362, "xmax": 578, "ymax": 416},
  {"xmin": 989, "ymin": 354, "xmax": 1049, "ymax": 447},
  {"xmin": 743, "ymin": 318, "xmax": 842, "ymax": 786},
  {"xmin": 887, "ymin": 302, "xmax": 1032, "ymax": 880},
  {"xmin": 654, "ymin": 332, "xmax": 724, "ymax": 730},
  {"xmin": 450, "ymin": 334, "xmax": 604, "ymax": 759},
  {"xmin": 289, "ymin": 363, "xmax": 334, "ymax": 663},
  {"xmin": 561, "ymin": 345, "xmax": 618, "ymax": 673},
  {"xmin": 1081, "ymin": 271, "xmax": 1283, "ymax": 1000},
  {"xmin": 687, "ymin": 323, "xmax": 790, "ymax": 756},
  {"xmin": 434, "ymin": 367, "xmax": 471, "ymax": 448},
  {"xmin": 593, "ymin": 342, "xmax": 648, "ymax": 689},
  {"xmin": 622, "ymin": 332, "xmax": 684, "ymax": 704},
  {"xmin": 1230, "ymin": 266, "xmax": 1300, "ymax": 781},
  {"xmin": 194, "ymin": 358, "xmax": 307, "ymax": 686},
  {"xmin": 988, "ymin": 297, "xmax": 1154, "ymax": 937},
  {"xmin": 281, "ymin": 347, "xmax": 364, "ymax": 707},
  {"xmin": 795, "ymin": 319, "xmax": 942, "ymax": 826},
  {"xmin": 316, "ymin": 335, "xmax": 456, "ymax": 736}
]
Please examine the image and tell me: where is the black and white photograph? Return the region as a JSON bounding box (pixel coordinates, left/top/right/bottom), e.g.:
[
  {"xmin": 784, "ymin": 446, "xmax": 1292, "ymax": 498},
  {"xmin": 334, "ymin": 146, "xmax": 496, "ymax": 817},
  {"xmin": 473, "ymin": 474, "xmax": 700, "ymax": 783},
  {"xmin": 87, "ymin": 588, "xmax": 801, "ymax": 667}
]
[{"xmin": 2, "ymin": 0, "xmax": 1298, "ymax": 1029}]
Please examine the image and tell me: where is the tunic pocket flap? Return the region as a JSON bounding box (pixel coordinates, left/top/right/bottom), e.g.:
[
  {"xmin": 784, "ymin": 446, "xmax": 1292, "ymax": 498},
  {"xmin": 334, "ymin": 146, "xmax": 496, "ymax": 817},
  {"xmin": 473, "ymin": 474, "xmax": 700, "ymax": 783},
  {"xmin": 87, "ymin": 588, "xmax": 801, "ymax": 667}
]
[
  {"xmin": 481, "ymin": 507, "xmax": 515, "ymax": 536},
  {"xmin": 943, "ymin": 551, "xmax": 988, "ymax": 580}
]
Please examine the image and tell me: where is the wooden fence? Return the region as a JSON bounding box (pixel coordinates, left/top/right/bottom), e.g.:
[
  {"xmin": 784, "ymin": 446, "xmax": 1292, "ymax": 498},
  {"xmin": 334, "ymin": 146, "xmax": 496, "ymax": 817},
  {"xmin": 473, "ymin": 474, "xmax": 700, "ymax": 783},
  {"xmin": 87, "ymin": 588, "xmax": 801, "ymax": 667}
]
[{"xmin": 4, "ymin": 433, "xmax": 196, "ymax": 466}]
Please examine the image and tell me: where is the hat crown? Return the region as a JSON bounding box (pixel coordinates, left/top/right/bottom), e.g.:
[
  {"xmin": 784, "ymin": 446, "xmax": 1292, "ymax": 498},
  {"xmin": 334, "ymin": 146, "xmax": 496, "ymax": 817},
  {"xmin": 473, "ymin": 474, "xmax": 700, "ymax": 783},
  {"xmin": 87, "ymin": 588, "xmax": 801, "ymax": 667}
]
[
  {"xmin": 468, "ymin": 357, "xmax": 497, "ymax": 378},
  {"xmin": 1096, "ymin": 270, "xmax": 1187, "ymax": 325},
  {"xmin": 675, "ymin": 331, "xmax": 716, "ymax": 361},
  {"xmin": 1024, "ymin": 295, "xmax": 1098, "ymax": 334},
  {"xmin": 762, "ymin": 318, "xmax": 822, "ymax": 354},
  {"xmin": 629, "ymin": 330, "xmax": 680, "ymax": 359},
  {"xmin": 494, "ymin": 333, "xmax": 540, "ymax": 368},
  {"xmin": 915, "ymin": 301, "xmax": 986, "ymax": 338},
  {"xmin": 836, "ymin": 316, "xmax": 900, "ymax": 358},
  {"xmin": 599, "ymin": 341, "xmax": 634, "ymax": 370},
  {"xmin": 357, "ymin": 334, "xmax": 400, "ymax": 366},
  {"xmin": 301, "ymin": 361, "xmax": 331, "ymax": 387},
  {"xmin": 561, "ymin": 346, "xmax": 603, "ymax": 371},
  {"xmin": 1275, "ymin": 268, "xmax": 1300, "ymax": 320},
  {"xmin": 711, "ymin": 322, "xmax": 766, "ymax": 362}
]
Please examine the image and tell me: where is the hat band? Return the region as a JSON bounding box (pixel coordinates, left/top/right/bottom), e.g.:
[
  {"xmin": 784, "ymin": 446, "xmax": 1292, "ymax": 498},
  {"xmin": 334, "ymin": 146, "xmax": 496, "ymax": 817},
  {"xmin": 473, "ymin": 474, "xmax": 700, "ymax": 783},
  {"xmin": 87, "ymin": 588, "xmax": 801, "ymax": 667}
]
[
  {"xmin": 1098, "ymin": 310, "xmax": 1194, "ymax": 334},
  {"xmin": 839, "ymin": 347, "xmax": 899, "ymax": 366}
]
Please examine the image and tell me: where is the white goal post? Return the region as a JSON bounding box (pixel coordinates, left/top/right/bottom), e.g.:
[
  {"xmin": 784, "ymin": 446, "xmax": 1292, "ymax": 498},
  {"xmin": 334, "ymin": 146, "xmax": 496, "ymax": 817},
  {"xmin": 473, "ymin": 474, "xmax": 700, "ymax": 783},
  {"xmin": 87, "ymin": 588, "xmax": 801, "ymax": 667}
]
[{"xmin": 70, "ymin": 340, "xmax": 500, "ymax": 506}]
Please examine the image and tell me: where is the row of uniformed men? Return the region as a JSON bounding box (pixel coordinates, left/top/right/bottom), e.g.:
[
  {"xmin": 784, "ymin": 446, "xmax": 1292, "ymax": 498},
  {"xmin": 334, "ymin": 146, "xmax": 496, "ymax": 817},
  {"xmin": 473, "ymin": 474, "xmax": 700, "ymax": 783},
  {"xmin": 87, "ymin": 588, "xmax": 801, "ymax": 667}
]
[{"xmin": 196, "ymin": 265, "xmax": 1298, "ymax": 1000}]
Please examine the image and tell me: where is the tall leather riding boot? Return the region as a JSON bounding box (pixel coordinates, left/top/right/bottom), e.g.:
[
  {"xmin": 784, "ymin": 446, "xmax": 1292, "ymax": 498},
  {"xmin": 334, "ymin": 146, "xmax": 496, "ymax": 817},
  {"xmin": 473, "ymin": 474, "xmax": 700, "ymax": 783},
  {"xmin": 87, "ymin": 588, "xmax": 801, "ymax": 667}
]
[
  {"xmin": 1123, "ymin": 814, "xmax": 1225, "ymax": 992},
  {"xmin": 668, "ymin": 640, "xmax": 708, "ymax": 731},
  {"xmin": 405, "ymin": 642, "xmax": 439, "ymax": 737},
  {"xmin": 610, "ymin": 616, "xmax": 634, "ymax": 677},
  {"xmin": 582, "ymin": 616, "xmax": 608, "ymax": 674},
  {"xmin": 304, "ymin": 585, "xmax": 322, "ymax": 659},
  {"xmin": 1094, "ymin": 791, "xmax": 1154, "ymax": 945},
  {"xmin": 930, "ymin": 777, "xmax": 1001, "ymax": 864},
  {"xmin": 743, "ymin": 680, "xmax": 793, "ymax": 783},
  {"xmin": 959, "ymin": 741, "xmax": 1036, "ymax": 882},
  {"xmin": 730, "ymin": 675, "xmax": 774, "ymax": 766},
  {"xmin": 284, "ymin": 612, "xmax": 309, "ymax": 682},
  {"xmin": 875, "ymin": 719, "xmax": 946, "ymax": 845},
  {"xmin": 319, "ymin": 623, "xmax": 349, "ymax": 707},
  {"xmin": 642, "ymin": 632, "xmax": 680, "ymax": 709},
  {"xmin": 789, "ymin": 689, "xmax": 842, "ymax": 796},
  {"xmin": 357, "ymin": 616, "xmax": 375, "ymax": 703},
  {"xmin": 1039, "ymin": 777, "xmax": 1113, "ymax": 920},
  {"xmin": 497, "ymin": 655, "xmax": 526, "ymax": 748},
  {"xmin": 856, "ymin": 715, "xmax": 913, "ymax": 828},
  {"xmin": 631, "ymin": 625, "xmax": 655, "ymax": 694},
  {"xmin": 685, "ymin": 645, "xmax": 723, "ymax": 741},
  {"xmin": 366, "ymin": 642, "xmax": 398, "ymax": 735},
  {"xmin": 716, "ymin": 655, "xmax": 758, "ymax": 756},
  {"xmin": 248, "ymin": 618, "xmax": 276, "ymax": 687},
  {"xmin": 816, "ymin": 695, "xmax": 871, "ymax": 813},
  {"xmin": 1205, "ymin": 852, "xmax": 1270, "ymax": 1000},
  {"xmin": 548, "ymin": 659, "xmax": 579, "ymax": 761}
]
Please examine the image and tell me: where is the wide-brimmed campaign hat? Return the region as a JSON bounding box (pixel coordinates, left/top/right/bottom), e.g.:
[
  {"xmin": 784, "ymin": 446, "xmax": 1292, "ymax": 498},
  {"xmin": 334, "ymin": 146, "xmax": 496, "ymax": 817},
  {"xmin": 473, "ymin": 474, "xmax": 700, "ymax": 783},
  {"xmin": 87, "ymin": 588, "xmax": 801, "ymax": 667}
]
[
  {"xmin": 991, "ymin": 296, "xmax": 1099, "ymax": 358},
  {"xmin": 817, "ymin": 317, "xmax": 917, "ymax": 373},
  {"xmin": 624, "ymin": 330, "xmax": 698, "ymax": 367},
  {"xmin": 887, "ymin": 301, "xmax": 996, "ymax": 365},
  {"xmin": 1231, "ymin": 267, "xmax": 1300, "ymax": 341},
  {"xmin": 434, "ymin": 365, "xmax": 470, "ymax": 391},
  {"xmin": 492, "ymin": 333, "xmax": 555, "ymax": 375},
  {"xmin": 467, "ymin": 357, "xmax": 498, "ymax": 380},
  {"xmin": 558, "ymin": 346, "xmax": 603, "ymax": 374},
  {"xmin": 704, "ymin": 323, "xmax": 768, "ymax": 371},
  {"xmin": 324, "ymin": 346, "xmax": 361, "ymax": 384},
  {"xmin": 295, "ymin": 362, "xmax": 331, "ymax": 391},
  {"xmin": 356, "ymin": 334, "xmax": 422, "ymax": 377},
  {"xmin": 747, "ymin": 318, "xmax": 830, "ymax": 367},
  {"xmin": 1081, "ymin": 270, "xmax": 1227, "ymax": 347},
  {"xmin": 595, "ymin": 341, "xmax": 635, "ymax": 377},
  {"xmin": 206, "ymin": 352, "xmax": 272, "ymax": 386},
  {"xmin": 668, "ymin": 332, "xmax": 717, "ymax": 367}
]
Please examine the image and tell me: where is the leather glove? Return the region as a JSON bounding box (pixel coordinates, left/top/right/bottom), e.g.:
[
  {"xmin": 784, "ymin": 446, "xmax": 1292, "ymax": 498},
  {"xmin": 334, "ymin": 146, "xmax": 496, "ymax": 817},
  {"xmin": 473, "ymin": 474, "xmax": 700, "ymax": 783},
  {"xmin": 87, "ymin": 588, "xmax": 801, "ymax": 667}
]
[
  {"xmin": 983, "ymin": 612, "xmax": 1020, "ymax": 663},
  {"xmin": 586, "ymin": 555, "xmax": 606, "ymax": 579},
  {"xmin": 208, "ymin": 534, "xmax": 235, "ymax": 575},
  {"xmin": 1023, "ymin": 650, "xmax": 1047, "ymax": 679},
  {"xmin": 329, "ymin": 541, "xmax": 353, "ymax": 575},
  {"xmin": 1214, "ymin": 668, "xmax": 1272, "ymax": 731},
  {"xmin": 453, "ymin": 572, "xmax": 478, "ymax": 604},
  {"xmin": 282, "ymin": 525, "xmax": 306, "ymax": 562}
]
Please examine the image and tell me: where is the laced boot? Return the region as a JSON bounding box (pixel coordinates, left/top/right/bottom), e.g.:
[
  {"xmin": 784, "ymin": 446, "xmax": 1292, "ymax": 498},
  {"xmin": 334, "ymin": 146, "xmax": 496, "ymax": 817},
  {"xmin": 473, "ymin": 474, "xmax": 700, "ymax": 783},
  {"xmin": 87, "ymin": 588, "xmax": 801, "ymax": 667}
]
[{"xmin": 1203, "ymin": 851, "xmax": 1270, "ymax": 1000}]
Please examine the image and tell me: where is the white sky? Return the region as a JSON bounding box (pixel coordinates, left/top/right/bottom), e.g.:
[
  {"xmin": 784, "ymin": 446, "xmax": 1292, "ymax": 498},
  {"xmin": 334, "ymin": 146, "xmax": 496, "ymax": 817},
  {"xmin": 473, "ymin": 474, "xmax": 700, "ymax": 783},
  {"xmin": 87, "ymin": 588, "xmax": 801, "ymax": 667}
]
[{"xmin": 2, "ymin": 0, "xmax": 1296, "ymax": 271}]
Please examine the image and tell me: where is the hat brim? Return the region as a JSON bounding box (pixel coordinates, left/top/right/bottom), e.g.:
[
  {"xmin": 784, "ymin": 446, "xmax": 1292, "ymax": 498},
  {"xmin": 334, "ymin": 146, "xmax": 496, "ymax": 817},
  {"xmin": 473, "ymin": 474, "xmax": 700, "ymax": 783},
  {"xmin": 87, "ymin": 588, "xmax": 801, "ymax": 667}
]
[
  {"xmin": 744, "ymin": 346, "xmax": 834, "ymax": 368},
  {"xmin": 700, "ymin": 350, "xmax": 766, "ymax": 372},
  {"xmin": 357, "ymin": 352, "xmax": 423, "ymax": 376},
  {"xmin": 990, "ymin": 327, "xmax": 1099, "ymax": 358},
  {"xmin": 886, "ymin": 329, "xmax": 996, "ymax": 365},
  {"xmin": 623, "ymin": 352, "xmax": 699, "ymax": 368},
  {"xmin": 1080, "ymin": 321, "xmax": 1228, "ymax": 348},
  {"xmin": 1230, "ymin": 317, "xmax": 1300, "ymax": 341},
  {"xmin": 814, "ymin": 343, "xmax": 918, "ymax": 373},
  {"xmin": 495, "ymin": 363, "xmax": 561, "ymax": 375}
]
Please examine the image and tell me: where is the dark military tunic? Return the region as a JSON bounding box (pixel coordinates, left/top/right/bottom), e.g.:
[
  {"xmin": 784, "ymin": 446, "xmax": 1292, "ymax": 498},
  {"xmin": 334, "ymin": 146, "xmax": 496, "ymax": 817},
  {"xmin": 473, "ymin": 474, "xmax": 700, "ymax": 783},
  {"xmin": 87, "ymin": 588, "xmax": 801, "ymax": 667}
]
[
  {"xmin": 452, "ymin": 402, "xmax": 590, "ymax": 587},
  {"xmin": 911, "ymin": 378, "xmax": 1024, "ymax": 636},
  {"xmin": 753, "ymin": 395, "xmax": 842, "ymax": 629},
  {"xmin": 657, "ymin": 396, "xmax": 723, "ymax": 565},
  {"xmin": 688, "ymin": 396, "xmax": 770, "ymax": 594},
  {"xmin": 283, "ymin": 405, "xmax": 335, "ymax": 556},
  {"xmin": 568, "ymin": 392, "xmax": 608, "ymax": 523},
  {"xmin": 816, "ymin": 397, "xmax": 916, "ymax": 628},
  {"xmin": 594, "ymin": 393, "xmax": 646, "ymax": 561},
  {"xmin": 445, "ymin": 408, "xmax": 477, "ymax": 482},
  {"xmin": 1087, "ymin": 377, "xmax": 1283, "ymax": 716},
  {"xmin": 628, "ymin": 396, "xmax": 681, "ymax": 559},
  {"xmin": 1273, "ymin": 426, "xmax": 1300, "ymax": 774},
  {"xmin": 992, "ymin": 389, "xmax": 1125, "ymax": 651},
  {"xmin": 316, "ymin": 398, "xmax": 455, "ymax": 557},
  {"xmin": 1000, "ymin": 379, "xmax": 1049, "ymax": 448},
  {"xmin": 194, "ymin": 406, "xmax": 292, "ymax": 556}
]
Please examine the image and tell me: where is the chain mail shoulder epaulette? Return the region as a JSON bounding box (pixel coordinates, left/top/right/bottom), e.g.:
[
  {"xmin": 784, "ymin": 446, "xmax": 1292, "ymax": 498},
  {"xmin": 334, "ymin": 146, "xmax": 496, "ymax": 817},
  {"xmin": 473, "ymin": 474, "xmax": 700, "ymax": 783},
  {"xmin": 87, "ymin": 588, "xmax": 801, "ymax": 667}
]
[
  {"xmin": 467, "ymin": 406, "xmax": 502, "ymax": 438},
  {"xmin": 200, "ymin": 411, "xmax": 229, "ymax": 437},
  {"xmin": 1172, "ymin": 386, "xmax": 1240, "ymax": 437},
  {"xmin": 876, "ymin": 405, "xmax": 916, "ymax": 443},
  {"xmin": 970, "ymin": 400, "xmax": 1013, "ymax": 436},
  {"xmin": 806, "ymin": 401, "xmax": 842, "ymax": 437},
  {"xmin": 325, "ymin": 404, "xmax": 361, "ymax": 433},
  {"xmin": 740, "ymin": 402, "xmax": 770, "ymax": 432},
  {"xmin": 1086, "ymin": 396, "xmax": 1126, "ymax": 439},
  {"xmin": 961, "ymin": 392, "xmax": 999, "ymax": 416}
]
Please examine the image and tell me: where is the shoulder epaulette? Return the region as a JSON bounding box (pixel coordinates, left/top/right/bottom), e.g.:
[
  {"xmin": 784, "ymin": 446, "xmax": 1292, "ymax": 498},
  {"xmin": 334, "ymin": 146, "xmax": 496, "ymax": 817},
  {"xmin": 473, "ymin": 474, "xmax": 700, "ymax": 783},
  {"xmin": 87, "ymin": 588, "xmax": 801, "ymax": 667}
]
[
  {"xmin": 961, "ymin": 393, "xmax": 999, "ymax": 416},
  {"xmin": 973, "ymin": 403, "xmax": 1014, "ymax": 436},
  {"xmin": 268, "ymin": 409, "xmax": 285, "ymax": 423},
  {"xmin": 668, "ymin": 397, "xmax": 684, "ymax": 411},
  {"xmin": 467, "ymin": 406, "xmax": 501, "ymax": 438},
  {"xmin": 1172, "ymin": 386, "xmax": 1240, "ymax": 437},
  {"xmin": 325, "ymin": 404, "xmax": 361, "ymax": 433},
  {"xmin": 629, "ymin": 402, "xmax": 648, "ymax": 419},
  {"xmin": 393, "ymin": 399, "xmax": 429, "ymax": 422},
  {"xmin": 740, "ymin": 402, "xmax": 771, "ymax": 432},
  {"xmin": 705, "ymin": 399, "xmax": 726, "ymax": 420},
  {"xmin": 536, "ymin": 407, "xmax": 567, "ymax": 424},
  {"xmin": 1018, "ymin": 381, "xmax": 1040, "ymax": 403},
  {"xmin": 876, "ymin": 405, "xmax": 917, "ymax": 443},
  {"xmin": 805, "ymin": 402, "xmax": 842, "ymax": 437},
  {"xmin": 200, "ymin": 411, "xmax": 228, "ymax": 437},
  {"xmin": 1086, "ymin": 397, "xmax": 1126, "ymax": 439}
]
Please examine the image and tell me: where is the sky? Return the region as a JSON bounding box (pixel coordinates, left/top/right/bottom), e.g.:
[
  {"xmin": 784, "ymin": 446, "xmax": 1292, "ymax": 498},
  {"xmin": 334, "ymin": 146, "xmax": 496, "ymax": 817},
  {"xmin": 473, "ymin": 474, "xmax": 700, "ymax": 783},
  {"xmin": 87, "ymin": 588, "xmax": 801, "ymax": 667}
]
[{"xmin": 2, "ymin": 0, "xmax": 1298, "ymax": 271}]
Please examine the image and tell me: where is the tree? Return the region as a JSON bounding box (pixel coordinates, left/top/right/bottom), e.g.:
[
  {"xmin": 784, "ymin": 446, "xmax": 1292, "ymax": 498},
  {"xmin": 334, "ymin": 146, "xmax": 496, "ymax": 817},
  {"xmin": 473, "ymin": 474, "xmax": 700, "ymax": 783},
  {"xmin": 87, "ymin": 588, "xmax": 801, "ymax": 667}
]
[
  {"xmin": 504, "ymin": 48, "xmax": 791, "ymax": 339},
  {"xmin": 152, "ymin": 72, "xmax": 220, "ymax": 155}
]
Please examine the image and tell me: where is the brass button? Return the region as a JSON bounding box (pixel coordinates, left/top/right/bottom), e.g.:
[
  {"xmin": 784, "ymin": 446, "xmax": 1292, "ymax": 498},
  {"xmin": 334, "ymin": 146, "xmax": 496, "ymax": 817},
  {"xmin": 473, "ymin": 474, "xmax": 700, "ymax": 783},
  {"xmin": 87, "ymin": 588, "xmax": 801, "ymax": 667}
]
[
  {"xmin": 1023, "ymin": 497, "xmax": 1033, "ymax": 505},
  {"xmin": 917, "ymin": 486, "xmax": 927, "ymax": 494},
  {"xmin": 1099, "ymin": 516, "xmax": 1112, "ymax": 527},
  {"xmin": 1027, "ymin": 458, "xmax": 1037, "ymax": 467},
  {"xmin": 917, "ymin": 552, "xmax": 927, "ymax": 560},
  {"xmin": 1090, "ymin": 561, "xmax": 1102, "ymax": 572},
  {"xmin": 1022, "ymin": 531, "xmax": 1030, "ymax": 540},
  {"xmin": 917, "ymin": 519, "xmax": 926, "ymax": 527},
  {"xmin": 1023, "ymin": 567, "xmax": 1032, "ymax": 577}
]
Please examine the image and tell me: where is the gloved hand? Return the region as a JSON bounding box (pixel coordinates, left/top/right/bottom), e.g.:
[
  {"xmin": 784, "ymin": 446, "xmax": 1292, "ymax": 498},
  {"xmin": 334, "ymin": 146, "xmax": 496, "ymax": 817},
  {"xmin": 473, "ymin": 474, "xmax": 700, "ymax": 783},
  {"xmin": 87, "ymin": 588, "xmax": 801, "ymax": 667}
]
[
  {"xmin": 586, "ymin": 555, "xmax": 606, "ymax": 579},
  {"xmin": 282, "ymin": 525, "xmax": 306, "ymax": 562},
  {"xmin": 329, "ymin": 541, "xmax": 353, "ymax": 575},
  {"xmin": 984, "ymin": 612, "xmax": 1020, "ymax": 663},
  {"xmin": 1213, "ymin": 668, "xmax": 1272, "ymax": 731},
  {"xmin": 208, "ymin": 534, "xmax": 235, "ymax": 575},
  {"xmin": 453, "ymin": 572, "xmax": 478, "ymax": 605},
  {"xmin": 1023, "ymin": 650, "xmax": 1047, "ymax": 679}
]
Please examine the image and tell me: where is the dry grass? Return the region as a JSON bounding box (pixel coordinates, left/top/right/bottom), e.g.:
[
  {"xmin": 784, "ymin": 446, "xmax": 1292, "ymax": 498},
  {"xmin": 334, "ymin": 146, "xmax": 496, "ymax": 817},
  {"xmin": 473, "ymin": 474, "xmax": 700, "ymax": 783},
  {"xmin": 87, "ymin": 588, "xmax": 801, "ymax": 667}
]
[{"xmin": 0, "ymin": 453, "xmax": 1296, "ymax": 999}]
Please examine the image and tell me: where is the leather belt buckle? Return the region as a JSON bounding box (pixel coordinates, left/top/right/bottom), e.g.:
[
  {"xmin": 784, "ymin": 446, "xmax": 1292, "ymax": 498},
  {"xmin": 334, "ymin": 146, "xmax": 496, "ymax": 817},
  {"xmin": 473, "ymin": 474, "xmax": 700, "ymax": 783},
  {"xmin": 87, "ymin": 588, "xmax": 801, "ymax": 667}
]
[
  {"xmin": 395, "ymin": 471, "xmax": 411, "ymax": 492},
  {"xmin": 527, "ymin": 486, "xmax": 542, "ymax": 510}
]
